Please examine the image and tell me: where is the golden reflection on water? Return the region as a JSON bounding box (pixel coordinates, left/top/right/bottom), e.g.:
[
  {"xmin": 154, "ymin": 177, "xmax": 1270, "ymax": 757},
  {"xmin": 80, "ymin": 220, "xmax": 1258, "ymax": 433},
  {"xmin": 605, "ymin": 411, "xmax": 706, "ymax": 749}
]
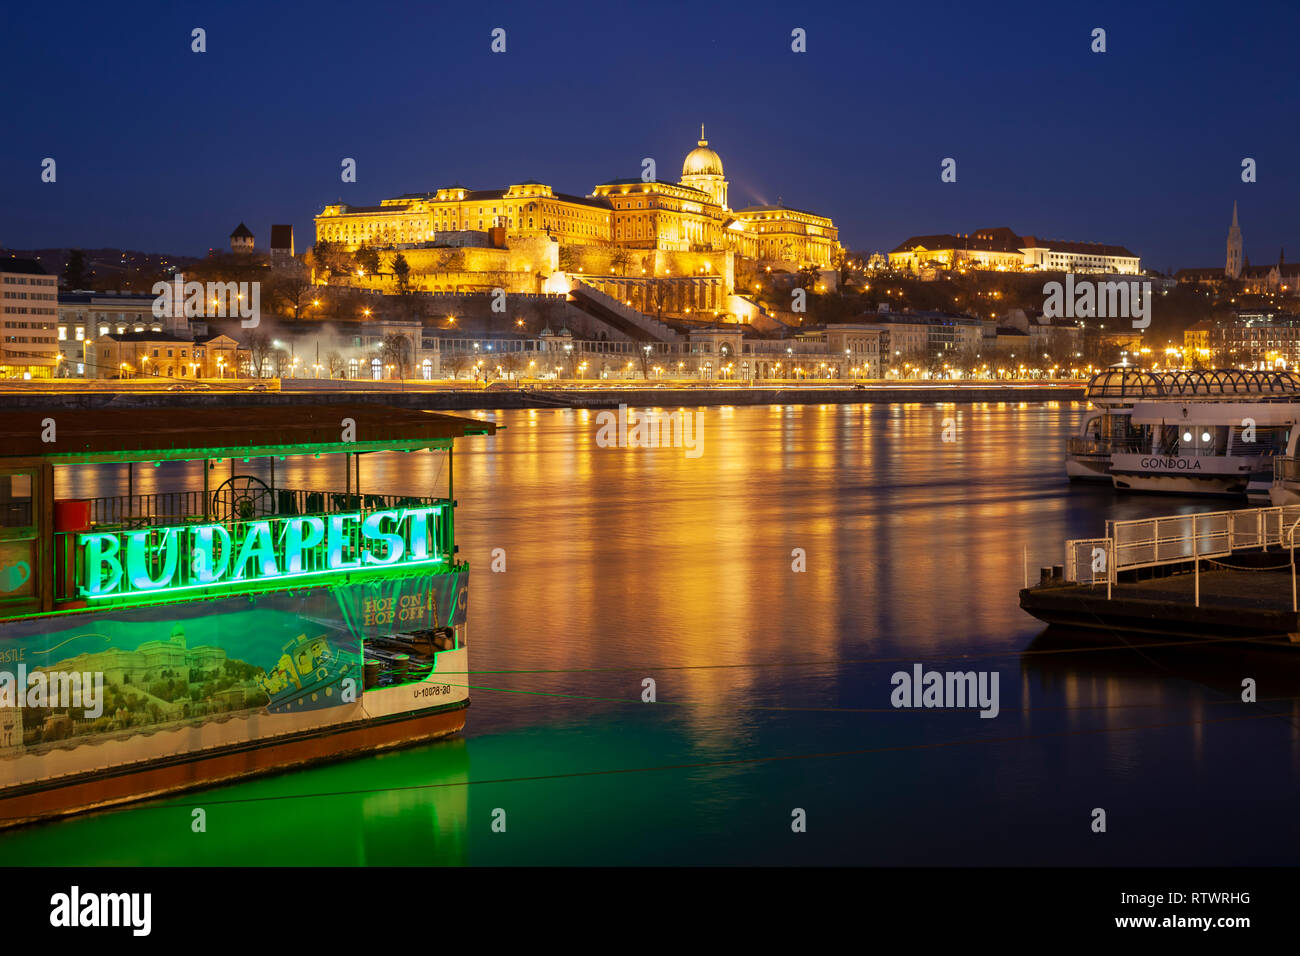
[{"xmin": 51, "ymin": 403, "xmax": 1300, "ymax": 771}]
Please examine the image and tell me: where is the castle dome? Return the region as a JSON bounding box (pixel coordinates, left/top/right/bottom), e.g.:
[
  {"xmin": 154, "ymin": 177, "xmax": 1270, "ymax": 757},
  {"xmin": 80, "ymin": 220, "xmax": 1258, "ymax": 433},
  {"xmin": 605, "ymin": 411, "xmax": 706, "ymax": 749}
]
[{"xmin": 682, "ymin": 126, "xmax": 723, "ymax": 177}]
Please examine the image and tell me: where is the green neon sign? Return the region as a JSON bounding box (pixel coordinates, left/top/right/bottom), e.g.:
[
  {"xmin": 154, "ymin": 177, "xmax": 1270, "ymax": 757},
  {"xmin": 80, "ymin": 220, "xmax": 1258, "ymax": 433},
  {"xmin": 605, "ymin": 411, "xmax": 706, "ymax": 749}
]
[{"xmin": 79, "ymin": 508, "xmax": 443, "ymax": 600}]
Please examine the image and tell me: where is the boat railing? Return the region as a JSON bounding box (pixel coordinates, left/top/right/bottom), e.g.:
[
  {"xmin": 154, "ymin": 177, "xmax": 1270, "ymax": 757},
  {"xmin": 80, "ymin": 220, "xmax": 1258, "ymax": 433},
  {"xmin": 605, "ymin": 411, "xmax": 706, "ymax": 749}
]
[
  {"xmin": 1070, "ymin": 437, "xmax": 1239, "ymax": 459},
  {"xmin": 1066, "ymin": 436, "xmax": 1143, "ymax": 456},
  {"xmin": 1275, "ymin": 456, "xmax": 1300, "ymax": 483},
  {"xmin": 81, "ymin": 488, "xmax": 440, "ymax": 526},
  {"xmin": 1159, "ymin": 443, "xmax": 1231, "ymax": 458},
  {"xmin": 1065, "ymin": 537, "xmax": 1112, "ymax": 585},
  {"xmin": 55, "ymin": 492, "xmax": 452, "ymax": 603},
  {"xmin": 1062, "ymin": 504, "xmax": 1300, "ymax": 605}
]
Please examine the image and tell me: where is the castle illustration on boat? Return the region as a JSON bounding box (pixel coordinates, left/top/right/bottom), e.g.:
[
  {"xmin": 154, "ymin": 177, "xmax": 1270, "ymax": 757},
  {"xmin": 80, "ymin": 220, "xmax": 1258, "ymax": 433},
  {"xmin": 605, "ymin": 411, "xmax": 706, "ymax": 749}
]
[{"xmin": 0, "ymin": 403, "xmax": 494, "ymax": 827}]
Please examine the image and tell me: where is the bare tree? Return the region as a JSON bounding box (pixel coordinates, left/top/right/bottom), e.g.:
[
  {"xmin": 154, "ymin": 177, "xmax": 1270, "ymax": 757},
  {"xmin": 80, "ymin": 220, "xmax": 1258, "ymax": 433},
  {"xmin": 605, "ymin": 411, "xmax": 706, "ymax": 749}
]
[
  {"xmin": 354, "ymin": 245, "xmax": 380, "ymax": 275},
  {"xmin": 436, "ymin": 249, "xmax": 465, "ymax": 272},
  {"xmin": 245, "ymin": 330, "xmax": 273, "ymax": 379},
  {"xmin": 645, "ymin": 278, "xmax": 670, "ymax": 322},
  {"xmin": 443, "ymin": 351, "xmax": 471, "ymax": 380},
  {"xmin": 326, "ymin": 350, "xmax": 346, "ymax": 378},
  {"xmin": 380, "ymin": 333, "xmax": 413, "ymax": 379},
  {"xmin": 310, "ymin": 240, "xmax": 353, "ymax": 279},
  {"xmin": 268, "ymin": 264, "xmax": 315, "ymax": 320},
  {"xmin": 609, "ymin": 247, "xmax": 631, "ymax": 277},
  {"xmin": 499, "ymin": 352, "xmax": 526, "ymax": 380}
]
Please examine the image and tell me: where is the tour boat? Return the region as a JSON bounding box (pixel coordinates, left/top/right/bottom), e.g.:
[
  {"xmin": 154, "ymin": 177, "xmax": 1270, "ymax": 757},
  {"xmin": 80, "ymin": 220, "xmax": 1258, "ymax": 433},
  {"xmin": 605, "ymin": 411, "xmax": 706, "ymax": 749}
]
[
  {"xmin": 1108, "ymin": 401, "xmax": 1298, "ymax": 496},
  {"xmin": 0, "ymin": 403, "xmax": 494, "ymax": 827},
  {"xmin": 1067, "ymin": 368, "xmax": 1300, "ymax": 495}
]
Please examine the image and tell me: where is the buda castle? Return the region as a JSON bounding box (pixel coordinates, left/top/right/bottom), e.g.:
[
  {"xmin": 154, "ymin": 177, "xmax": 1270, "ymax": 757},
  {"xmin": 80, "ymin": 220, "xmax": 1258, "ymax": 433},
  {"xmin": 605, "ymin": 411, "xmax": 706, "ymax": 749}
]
[{"xmin": 313, "ymin": 129, "xmax": 840, "ymax": 301}]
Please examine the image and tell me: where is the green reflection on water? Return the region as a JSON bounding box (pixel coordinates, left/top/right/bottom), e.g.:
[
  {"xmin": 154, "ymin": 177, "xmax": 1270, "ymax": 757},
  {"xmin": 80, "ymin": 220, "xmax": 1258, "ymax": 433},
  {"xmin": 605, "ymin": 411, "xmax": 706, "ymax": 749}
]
[
  {"xmin": 0, "ymin": 715, "xmax": 782, "ymax": 866},
  {"xmin": 0, "ymin": 738, "xmax": 471, "ymax": 867}
]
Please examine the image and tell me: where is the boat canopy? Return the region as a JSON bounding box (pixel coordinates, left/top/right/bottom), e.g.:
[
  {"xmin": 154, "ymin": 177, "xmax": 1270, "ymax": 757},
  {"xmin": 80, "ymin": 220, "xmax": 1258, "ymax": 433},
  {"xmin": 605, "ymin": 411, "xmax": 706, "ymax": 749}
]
[
  {"xmin": 0, "ymin": 404, "xmax": 497, "ymax": 465},
  {"xmin": 1129, "ymin": 401, "xmax": 1300, "ymax": 426},
  {"xmin": 1086, "ymin": 368, "xmax": 1300, "ymax": 402}
]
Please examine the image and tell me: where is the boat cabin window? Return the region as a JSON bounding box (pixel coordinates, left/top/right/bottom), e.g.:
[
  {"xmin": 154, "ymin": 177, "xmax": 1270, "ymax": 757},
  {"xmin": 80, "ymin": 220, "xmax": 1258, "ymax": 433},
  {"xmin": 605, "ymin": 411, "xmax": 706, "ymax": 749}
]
[{"xmin": 0, "ymin": 472, "xmax": 33, "ymax": 529}]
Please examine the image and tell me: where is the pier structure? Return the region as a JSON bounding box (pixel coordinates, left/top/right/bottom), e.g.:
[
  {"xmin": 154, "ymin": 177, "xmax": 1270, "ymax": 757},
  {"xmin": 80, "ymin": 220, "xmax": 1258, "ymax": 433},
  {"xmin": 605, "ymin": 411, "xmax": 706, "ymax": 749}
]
[{"xmin": 1021, "ymin": 504, "xmax": 1300, "ymax": 640}]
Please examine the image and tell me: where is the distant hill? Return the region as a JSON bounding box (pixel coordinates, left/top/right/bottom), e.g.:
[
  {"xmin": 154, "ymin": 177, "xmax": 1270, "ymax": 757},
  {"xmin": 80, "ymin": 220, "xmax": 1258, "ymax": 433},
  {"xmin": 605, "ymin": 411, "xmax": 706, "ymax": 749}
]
[{"xmin": 0, "ymin": 247, "xmax": 201, "ymax": 292}]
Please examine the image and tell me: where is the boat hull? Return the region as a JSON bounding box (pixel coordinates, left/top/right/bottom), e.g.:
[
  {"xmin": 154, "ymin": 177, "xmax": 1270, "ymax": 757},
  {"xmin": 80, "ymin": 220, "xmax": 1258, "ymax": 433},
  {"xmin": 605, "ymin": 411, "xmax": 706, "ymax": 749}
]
[
  {"xmin": 0, "ymin": 569, "xmax": 471, "ymax": 828},
  {"xmin": 1108, "ymin": 452, "xmax": 1260, "ymax": 496},
  {"xmin": 1066, "ymin": 456, "xmax": 1111, "ymax": 481},
  {"xmin": 0, "ymin": 699, "xmax": 466, "ymax": 828},
  {"xmin": 1020, "ymin": 584, "xmax": 1300, "ymax": 641},
  {"xmin": 1110, "ymin": 472, "xmax": 1252, "ymax": 495}
]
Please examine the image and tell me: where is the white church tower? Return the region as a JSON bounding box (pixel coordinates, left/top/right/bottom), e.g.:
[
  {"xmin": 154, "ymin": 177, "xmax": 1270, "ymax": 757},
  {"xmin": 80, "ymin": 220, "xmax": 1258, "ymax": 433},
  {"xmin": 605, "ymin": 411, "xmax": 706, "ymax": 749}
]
[{"xmin": 1226, "ymin": 201, "xmax": 1243, "ymax": 278}]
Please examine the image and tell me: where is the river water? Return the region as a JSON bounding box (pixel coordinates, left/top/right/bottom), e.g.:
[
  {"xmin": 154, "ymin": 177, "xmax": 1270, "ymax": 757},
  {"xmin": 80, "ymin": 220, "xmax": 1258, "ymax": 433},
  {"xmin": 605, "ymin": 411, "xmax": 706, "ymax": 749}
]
[{"xmin": 5, "ymin": 401, "xmax": 1300, "ymax": 865}]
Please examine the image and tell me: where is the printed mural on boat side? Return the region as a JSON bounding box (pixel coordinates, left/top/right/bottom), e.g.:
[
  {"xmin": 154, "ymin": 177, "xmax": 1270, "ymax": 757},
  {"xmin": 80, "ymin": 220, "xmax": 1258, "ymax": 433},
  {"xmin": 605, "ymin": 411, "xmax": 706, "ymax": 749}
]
[{"xmin": 0, "ymin": 569, "xmax": 467, "ymax": 780}]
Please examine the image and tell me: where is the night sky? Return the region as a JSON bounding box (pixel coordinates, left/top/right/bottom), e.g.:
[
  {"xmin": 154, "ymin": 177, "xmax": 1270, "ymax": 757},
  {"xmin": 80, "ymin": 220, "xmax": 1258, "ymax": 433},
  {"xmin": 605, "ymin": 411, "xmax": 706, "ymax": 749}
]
[{"xmin": 3, "ymin": 0, "xmax": 1298, "ymax": 271}]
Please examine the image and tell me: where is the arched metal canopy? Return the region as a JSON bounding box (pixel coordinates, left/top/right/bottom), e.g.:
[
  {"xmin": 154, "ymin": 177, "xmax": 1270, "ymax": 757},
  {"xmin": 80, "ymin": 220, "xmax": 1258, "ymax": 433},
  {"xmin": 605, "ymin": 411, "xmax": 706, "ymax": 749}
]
[{"xmin": 1085, "ymin": 368, "xmax": 1300, "ymax": 401}]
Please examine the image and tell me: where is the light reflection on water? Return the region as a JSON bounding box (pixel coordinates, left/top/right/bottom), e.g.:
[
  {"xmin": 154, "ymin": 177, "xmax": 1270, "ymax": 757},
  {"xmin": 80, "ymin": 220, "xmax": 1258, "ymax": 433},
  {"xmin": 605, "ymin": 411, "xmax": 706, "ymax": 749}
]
[{"xmin": 5, "ymin": 402, "xmax": 1300, "ymax": 865}]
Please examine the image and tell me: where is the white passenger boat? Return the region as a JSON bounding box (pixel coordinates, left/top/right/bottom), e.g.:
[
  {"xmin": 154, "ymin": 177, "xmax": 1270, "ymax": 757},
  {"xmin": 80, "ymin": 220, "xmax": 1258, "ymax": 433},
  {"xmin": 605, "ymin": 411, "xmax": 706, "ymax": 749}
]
[
  {"xmin": 1109, "ymin": 401, "xmax": 1297, "ymax": 496},
  {"xmin": 1067, "ymin": 368, "xmax": 1300, "ymax": 495}
]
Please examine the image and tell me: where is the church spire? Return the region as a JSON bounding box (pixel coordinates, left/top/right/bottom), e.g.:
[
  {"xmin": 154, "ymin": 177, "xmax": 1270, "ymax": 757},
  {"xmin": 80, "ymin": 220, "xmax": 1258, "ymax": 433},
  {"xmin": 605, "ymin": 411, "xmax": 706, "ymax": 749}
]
[
  {"xmin": 699, "ymin": 122, "xmax": 707, "ymax": 146},
  {"xmin": 1226, "ymin": 201, "xmax": 1244, "ymax": 279}
]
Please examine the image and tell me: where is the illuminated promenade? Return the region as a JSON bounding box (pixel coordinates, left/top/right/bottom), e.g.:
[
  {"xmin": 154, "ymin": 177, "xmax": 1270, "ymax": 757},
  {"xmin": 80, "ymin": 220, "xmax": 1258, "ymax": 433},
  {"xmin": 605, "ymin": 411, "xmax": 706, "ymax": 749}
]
[{"xmin": 0, "ymin": 378, "xmax": 1085, "ymax": 409}]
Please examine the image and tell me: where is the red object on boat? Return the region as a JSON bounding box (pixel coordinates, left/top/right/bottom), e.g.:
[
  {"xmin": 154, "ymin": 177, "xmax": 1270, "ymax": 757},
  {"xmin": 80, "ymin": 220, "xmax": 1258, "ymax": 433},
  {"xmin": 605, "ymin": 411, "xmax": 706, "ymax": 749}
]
[{"xmin": 54, "ymin": 499, "xmax": 91, "ymax": 532}]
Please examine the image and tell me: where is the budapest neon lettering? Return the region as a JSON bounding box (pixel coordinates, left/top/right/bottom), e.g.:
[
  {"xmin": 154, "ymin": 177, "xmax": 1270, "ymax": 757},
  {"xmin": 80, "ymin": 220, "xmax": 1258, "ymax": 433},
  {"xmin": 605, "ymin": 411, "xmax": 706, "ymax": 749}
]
[{"xmin": 79, "ymin": 508, "xmax": 442, "ymax": 599}]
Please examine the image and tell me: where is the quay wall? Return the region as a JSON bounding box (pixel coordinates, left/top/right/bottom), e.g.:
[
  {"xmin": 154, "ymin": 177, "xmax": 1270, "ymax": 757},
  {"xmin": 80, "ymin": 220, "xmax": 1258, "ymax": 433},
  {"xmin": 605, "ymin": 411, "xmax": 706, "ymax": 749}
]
[{"xmin": 0, "ymin": 385, "xmax": 1085, "ymax": 412}]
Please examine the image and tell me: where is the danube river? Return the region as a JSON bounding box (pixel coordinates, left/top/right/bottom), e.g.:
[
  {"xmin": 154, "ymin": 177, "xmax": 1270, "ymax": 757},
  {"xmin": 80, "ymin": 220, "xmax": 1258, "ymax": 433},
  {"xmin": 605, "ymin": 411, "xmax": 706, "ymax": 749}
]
[{"xmin": 6, "ymin": 402, "xmax": 1300, "ymax": 865}]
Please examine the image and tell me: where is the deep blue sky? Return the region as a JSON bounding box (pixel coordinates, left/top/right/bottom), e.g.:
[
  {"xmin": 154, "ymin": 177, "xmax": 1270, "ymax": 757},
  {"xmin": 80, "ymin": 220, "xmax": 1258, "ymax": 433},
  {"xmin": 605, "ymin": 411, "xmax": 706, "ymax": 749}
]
[{"xmin": 3, "ymin": 0, "xmax": 1299, "ymax": 271}]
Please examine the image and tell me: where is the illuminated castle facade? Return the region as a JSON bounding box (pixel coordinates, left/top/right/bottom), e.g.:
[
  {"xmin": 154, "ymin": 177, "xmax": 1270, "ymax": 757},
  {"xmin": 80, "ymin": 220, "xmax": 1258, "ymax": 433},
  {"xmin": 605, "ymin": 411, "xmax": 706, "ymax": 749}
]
[{"xmin": 313, "ymin": 129, "xmax": 840, "ymax": 291}]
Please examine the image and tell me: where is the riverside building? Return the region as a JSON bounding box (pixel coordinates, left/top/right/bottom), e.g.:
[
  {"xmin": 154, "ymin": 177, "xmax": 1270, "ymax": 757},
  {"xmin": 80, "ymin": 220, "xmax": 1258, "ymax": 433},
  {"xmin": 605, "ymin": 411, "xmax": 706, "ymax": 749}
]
[
  {"xmin": 0, "ymin": 258, "xmax": 59, "ymax": 378},
  {"xmin": 888, "ymin": 227, "xmax": 1140, "ymax": 276}
]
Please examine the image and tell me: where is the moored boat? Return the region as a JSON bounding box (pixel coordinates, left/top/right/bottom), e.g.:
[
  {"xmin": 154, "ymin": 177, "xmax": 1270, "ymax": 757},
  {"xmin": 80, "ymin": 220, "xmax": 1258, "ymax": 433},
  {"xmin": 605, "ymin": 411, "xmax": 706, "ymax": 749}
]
[
  {"xmin": 1067, "ymin": 368, "xmax": 1300, "ymax": 495},
  {"xmin": 0, "ymin": 404, "xmax": 494, "ymax": 827},
  {"xmin": 1108, "ymin": 400, "xmax": 1297, "ymax": 496}
]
